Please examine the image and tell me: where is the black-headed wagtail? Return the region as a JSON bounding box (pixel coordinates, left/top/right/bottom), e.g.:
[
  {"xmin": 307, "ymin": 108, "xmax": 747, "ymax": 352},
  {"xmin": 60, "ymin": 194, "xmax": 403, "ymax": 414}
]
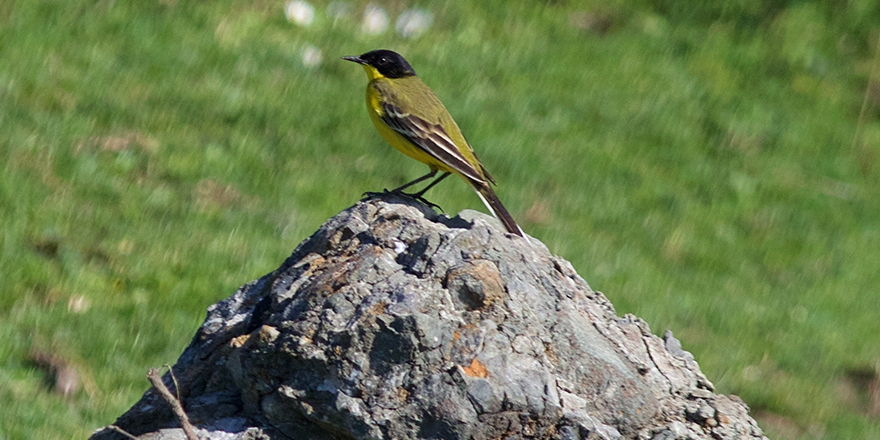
[{"xmin": 343, "ymin": 49, "xmax": 525, "ymax": 238}]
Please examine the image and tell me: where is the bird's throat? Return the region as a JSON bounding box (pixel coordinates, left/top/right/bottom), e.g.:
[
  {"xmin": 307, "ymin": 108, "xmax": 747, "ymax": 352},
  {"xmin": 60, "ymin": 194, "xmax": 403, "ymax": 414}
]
[{"xmin": 362, "ymin": 65, "xmax": 386, "ymax": 81}]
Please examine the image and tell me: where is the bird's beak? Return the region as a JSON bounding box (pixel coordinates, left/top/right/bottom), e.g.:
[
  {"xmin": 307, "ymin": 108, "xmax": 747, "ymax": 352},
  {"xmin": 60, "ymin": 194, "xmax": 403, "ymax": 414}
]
[{"xmin": 342, "ymin": 55, "xmax": 365, "ymax": 65}]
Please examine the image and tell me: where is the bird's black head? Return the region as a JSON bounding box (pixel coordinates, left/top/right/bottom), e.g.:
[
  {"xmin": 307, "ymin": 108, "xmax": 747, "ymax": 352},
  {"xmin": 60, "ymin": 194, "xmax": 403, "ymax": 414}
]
[{"xmin": 342, "ymin": 49, "xmax": 417, "ymax": 78}]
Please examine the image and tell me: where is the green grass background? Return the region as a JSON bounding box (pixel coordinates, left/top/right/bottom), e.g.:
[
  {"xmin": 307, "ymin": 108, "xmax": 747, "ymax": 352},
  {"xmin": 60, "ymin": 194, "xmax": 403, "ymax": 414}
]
[{"xmin": 1, "ymin": 0, "xmax": 879, "ymax": 438}]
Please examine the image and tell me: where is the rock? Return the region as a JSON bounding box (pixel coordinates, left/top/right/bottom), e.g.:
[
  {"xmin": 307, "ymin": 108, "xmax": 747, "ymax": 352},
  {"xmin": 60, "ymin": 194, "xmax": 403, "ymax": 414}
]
[{"xmin": 90, "ymin": 194, "xmax": 767, "ymax": 440}]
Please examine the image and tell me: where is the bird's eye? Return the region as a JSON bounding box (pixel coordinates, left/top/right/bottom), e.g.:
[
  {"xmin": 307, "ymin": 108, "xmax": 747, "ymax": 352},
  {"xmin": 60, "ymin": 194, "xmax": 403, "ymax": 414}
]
[{"xmin": 378, "ymin": 57, "xmax": 388, "ymax": 65}]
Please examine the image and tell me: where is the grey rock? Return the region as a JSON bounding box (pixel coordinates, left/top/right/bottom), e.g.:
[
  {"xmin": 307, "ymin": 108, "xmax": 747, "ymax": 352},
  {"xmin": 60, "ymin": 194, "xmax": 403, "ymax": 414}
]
[
  {"xmin": 664, "ymin": 330, "xmax": 694, "ymax": 362},
  {"xmin": 91, "ymin": 195, "xmax": 767, "ymax": 440}
]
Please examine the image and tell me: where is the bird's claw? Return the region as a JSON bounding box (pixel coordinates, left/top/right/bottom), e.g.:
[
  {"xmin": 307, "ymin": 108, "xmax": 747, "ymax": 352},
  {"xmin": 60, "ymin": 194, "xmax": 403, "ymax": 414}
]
[
  {"xmin": 361, "ymin": 189, "xmax": 445, "ymax": 213},
  {"xmin": 361, "ymin": 189, "xmax": 393, "ymax": 200},
  {"xmin": 412, "ymin": 195, "xmax": 444, "ymax": 213}
]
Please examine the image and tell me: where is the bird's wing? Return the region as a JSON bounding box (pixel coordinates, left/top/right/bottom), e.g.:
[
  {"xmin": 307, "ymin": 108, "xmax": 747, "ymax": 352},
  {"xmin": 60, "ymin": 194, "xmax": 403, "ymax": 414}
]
[{"xmin": 381, "ymin": 102, "xmax": 487, "ymax": 185}]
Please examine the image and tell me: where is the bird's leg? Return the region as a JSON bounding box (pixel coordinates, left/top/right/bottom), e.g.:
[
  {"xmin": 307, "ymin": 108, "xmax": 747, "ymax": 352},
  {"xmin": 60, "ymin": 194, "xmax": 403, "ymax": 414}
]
[
  {"xmin": 362, "ymin": 170, "xmax": 449, "ymax": 213},
  {"xmin": 390, "ymin": 170, "xmax": 439, "ymax": 194},
  {"xmin": 412, "ymin": 172, "xmax": 451, "ymax": 198},
  {"xmin": 407, "ymin": 172, "xmax": 450, "ymax": 212},
  {"xmin": 363, "ymin": 170, "xmax": 437, "ymax": 199}
]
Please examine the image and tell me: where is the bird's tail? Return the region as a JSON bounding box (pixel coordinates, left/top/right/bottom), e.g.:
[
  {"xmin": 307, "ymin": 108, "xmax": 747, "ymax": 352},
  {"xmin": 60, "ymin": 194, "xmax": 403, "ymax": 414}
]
[{"xmin": 473, "ymin": 183, "xmax": 527, "ymax": 240}]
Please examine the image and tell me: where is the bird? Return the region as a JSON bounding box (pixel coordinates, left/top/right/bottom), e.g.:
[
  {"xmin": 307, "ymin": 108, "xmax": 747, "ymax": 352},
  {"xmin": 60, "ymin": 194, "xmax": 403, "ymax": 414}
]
[{"xmin": 342, "ymin": 49, "xmax": 525, "ymax": 238}]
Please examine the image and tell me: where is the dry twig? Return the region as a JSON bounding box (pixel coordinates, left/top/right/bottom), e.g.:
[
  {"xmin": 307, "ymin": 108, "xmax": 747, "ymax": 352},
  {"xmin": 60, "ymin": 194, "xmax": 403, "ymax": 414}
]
[{"xmin": 147, "ymin": 368, "xmax": 199, "ymax": 440}]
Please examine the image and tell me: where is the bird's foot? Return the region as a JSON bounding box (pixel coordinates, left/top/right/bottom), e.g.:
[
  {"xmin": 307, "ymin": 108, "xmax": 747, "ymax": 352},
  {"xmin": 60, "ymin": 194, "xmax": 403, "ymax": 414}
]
[
  {"xmin": 361, "ymin": 189, "xmax": 393, "ymax": 200},
  {"xmin": 361, "ymin": 189, "xmax": 444, "ymax": 213},
  {"xmin": 410, "ymin": 194, "xmax": 444, "ymax": 213}
]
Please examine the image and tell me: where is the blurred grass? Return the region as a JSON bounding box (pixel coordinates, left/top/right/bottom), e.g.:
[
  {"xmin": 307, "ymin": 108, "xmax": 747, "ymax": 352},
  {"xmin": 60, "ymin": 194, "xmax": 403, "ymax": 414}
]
[{"xmin": 1, "ymin": 0, "xmax": 879, "ymax": 438}]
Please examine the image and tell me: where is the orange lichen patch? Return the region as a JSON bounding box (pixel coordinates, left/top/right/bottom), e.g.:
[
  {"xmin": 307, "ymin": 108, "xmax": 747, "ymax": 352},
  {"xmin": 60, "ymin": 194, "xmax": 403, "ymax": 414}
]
[
  {"xmin": 452, "ymin": 331, "xmax": 461, "ymax": 341},
  {"xmin": 229, "ymin": 334, "xmax": 251, "ymax": 348},
  {"xmin": 396, "ymin": 387, "xmax": 409, "ymax": 401},
  {"xmin": 294, "ymin": 254, "xmax": 326, "ymax": 273},
  {"xmin": 370, "ymin": 301, "xmax": 388, "ymax": 315},
  {"xmin": 256, "ymin": 325, "xmax": 280, "ymax": 344},
  {"xmin": 544, "ymin": 342, "xmax": 558, "ymax": 364},
  {"xmin": 229, "ymin": 326, "xmax": 281, "ymax": 353},
  {"xmin": 445, "ymin": 261, "xmax": 504, "ymax": 310},
  {"xmin": 462, "ymin": 358, "xmax": 489, "ymax": 378}
]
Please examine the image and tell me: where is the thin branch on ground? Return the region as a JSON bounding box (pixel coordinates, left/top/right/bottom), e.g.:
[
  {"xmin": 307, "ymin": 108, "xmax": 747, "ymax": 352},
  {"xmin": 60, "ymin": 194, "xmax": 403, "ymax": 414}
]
[
  {"xmin": 165, "ymin": 363, "xmax": 182, "ymax": 402},
  {"xmin": 147, "ymin": 368, "xmax": 199, "ymax": 440}
]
